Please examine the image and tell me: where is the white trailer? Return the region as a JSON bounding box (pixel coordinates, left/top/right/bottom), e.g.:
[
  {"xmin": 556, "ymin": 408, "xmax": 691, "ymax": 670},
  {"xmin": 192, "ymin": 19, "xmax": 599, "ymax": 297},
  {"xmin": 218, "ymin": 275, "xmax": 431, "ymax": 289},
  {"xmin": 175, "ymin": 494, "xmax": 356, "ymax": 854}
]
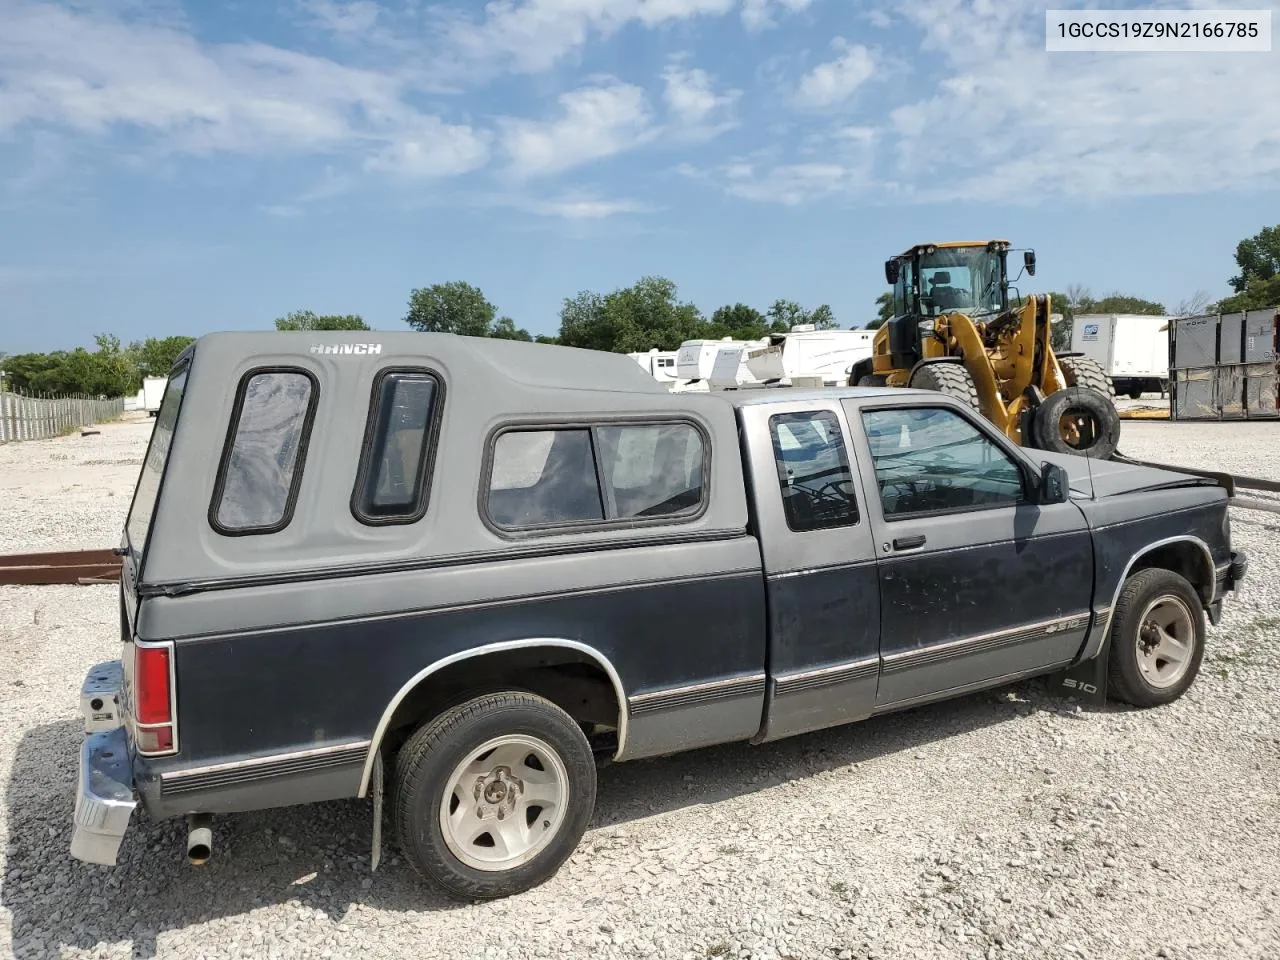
[
  {"xmin": 142, "ymin": 376, "xmax": 168, "ymax": 416},
  {"xmin": 1070, "ymin": 314, "xmax": 1172, "ymax": 398},
  {"xmin": 744, "ymin": 327, "xmax": 875, "ymax": 387}
]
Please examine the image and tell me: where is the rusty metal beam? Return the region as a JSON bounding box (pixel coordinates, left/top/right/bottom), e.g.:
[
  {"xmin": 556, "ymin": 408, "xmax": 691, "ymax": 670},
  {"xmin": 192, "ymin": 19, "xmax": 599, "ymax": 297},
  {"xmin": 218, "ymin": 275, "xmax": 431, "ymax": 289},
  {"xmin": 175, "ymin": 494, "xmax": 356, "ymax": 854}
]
[{"xmin": 0, "ymin": 548, "xmax": 122, "ymax": 586}]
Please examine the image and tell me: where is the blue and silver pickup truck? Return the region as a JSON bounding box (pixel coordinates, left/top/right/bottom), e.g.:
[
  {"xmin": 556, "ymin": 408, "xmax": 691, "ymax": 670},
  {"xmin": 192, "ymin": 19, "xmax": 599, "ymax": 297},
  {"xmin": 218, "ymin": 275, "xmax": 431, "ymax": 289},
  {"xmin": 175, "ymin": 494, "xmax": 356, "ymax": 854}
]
[{"xmin": 71, "ymin": 332, "xmax": 1247, "ymax": 901}]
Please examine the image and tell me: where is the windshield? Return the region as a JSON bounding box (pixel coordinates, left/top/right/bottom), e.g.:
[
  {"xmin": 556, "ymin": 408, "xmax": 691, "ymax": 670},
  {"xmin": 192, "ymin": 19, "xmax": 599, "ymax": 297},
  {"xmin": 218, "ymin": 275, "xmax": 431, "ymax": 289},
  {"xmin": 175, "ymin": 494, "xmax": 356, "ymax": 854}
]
[
  {"xmin": 917, "ymin": 247, "xmax": 1005, "ymax": 318},
  {"xmin": 125, "ymin": 364, "xmax": 189, "ymax": 566}
]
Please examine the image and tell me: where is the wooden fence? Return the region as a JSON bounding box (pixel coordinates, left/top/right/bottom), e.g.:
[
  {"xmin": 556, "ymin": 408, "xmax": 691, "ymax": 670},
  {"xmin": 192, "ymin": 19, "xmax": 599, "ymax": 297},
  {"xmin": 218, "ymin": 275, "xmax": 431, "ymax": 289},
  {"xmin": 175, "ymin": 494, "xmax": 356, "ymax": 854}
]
[{"xmin": 0, "ymin": 391, "xmax": 126, "ymax": 442}]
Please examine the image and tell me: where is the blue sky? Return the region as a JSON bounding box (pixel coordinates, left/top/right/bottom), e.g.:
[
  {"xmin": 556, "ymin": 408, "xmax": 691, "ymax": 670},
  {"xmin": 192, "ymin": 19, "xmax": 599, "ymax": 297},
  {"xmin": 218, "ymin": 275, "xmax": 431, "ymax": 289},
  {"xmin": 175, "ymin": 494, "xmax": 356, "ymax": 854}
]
[{"xmin": 1, "ymin": 0, "xmax": 1278, "ymax": 352}]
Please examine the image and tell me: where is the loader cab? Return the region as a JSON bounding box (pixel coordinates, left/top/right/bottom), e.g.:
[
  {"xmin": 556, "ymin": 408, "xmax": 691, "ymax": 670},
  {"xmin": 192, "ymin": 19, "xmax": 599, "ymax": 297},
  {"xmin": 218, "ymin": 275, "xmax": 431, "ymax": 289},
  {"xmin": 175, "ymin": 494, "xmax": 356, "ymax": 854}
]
[{"xmin": 882, "ymin": 241, "xmax": 1016, "ymax": 369}]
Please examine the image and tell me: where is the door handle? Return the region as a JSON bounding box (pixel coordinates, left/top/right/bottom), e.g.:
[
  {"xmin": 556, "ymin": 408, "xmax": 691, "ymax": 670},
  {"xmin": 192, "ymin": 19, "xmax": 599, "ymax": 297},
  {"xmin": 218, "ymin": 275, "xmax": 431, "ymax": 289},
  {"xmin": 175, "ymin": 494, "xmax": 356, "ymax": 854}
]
[{"xmin": 893, "ymin": 535, "xmax": 927, "ymax": 551}]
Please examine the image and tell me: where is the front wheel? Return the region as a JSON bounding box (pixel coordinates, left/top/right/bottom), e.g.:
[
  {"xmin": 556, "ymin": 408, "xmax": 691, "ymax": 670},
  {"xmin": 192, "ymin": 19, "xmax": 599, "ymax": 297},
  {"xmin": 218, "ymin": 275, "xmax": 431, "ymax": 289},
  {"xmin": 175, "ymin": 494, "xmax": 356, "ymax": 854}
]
[
  {"xmin": 393, "ymin": 691, "xmax": 597, "ymax": 901},
  {"xmin": 1106, "ymin": 568, "xmax": 1206, "ymax": 708}
]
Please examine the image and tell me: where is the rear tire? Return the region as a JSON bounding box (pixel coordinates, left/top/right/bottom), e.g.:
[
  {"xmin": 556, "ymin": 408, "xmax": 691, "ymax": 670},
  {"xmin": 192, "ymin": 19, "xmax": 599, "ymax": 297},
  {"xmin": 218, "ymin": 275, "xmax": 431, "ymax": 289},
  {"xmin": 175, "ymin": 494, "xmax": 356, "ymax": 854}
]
[
  {"xmin": 1106, "ymin": 569, "xmax": 1205, "ymax": 708},
  {"xmin": 1058, "ymin": 355, "xmax": 1116, "ymax": 398},
  {"xmin": 393, "ymin": 691, "xmax": 597, "ymax": 901},
  {"xmin": 908, "ymin": 362, "xmax": 980, "ymax": 411},
  {"xmin": 1030, "ymin": 386, "xmax": 1121, "ymax": 459}
]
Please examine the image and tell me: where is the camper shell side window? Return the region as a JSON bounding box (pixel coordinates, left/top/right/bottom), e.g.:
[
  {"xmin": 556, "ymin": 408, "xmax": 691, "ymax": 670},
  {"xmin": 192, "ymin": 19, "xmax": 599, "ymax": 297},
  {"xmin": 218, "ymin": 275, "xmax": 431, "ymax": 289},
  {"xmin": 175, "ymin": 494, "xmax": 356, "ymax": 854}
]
[
  {"xmin": 351, "ymin": 368, "xmax": 445, "ymax": 525},
  {"xmin": 209, "ymin": 367, "xmax": 319, "ymax": 536},
  {"xmin": 482, "ymin": 419, "xmax": 710, "ymax": 536}
]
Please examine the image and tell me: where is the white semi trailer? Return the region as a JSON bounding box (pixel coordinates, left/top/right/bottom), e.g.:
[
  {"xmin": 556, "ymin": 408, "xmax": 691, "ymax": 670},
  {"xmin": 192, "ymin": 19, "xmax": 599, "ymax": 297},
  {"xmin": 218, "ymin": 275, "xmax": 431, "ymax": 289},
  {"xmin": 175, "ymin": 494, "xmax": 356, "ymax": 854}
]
[{"xmin": 1070, "ymin": 314, "xmax": 1171, "ymax": 399}]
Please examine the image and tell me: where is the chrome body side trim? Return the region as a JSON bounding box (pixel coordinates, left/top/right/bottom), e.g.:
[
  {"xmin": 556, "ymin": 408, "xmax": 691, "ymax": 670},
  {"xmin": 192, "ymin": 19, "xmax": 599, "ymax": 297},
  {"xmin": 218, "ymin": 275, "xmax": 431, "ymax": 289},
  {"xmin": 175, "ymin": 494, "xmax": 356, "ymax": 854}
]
[
  {"xmin": 773, "ymin": 657, "xmax": 879, "ymax": 696},
  {"xmin": 627, "ymin": 672, "xmax": 767, "ymax": 716},
  {"xmin": 161, "ymin": 740, "xmax": 372, "ymax": 795},
  {"xmin": 356, "ymin": 638, "xmax": 629, "ymax": 797},
  {"xmin": 881, "ymin": 612, "xmax": 1091, "ymax": 673}
]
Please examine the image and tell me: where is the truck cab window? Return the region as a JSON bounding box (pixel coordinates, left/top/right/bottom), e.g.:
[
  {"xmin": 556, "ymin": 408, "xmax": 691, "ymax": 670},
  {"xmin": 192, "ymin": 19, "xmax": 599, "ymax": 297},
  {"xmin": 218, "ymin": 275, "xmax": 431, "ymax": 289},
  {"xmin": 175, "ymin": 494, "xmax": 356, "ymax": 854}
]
[
  {"xmin": 212, "ymin": 370, "xmax": 316, "ymax": 534},
  {"xmin": 768, "ymin": 411, "xmax": 859, "ymax": 532},
  {"xmin": 861, "ymin": 406, "xmax": 1025, "ymax": 518}
]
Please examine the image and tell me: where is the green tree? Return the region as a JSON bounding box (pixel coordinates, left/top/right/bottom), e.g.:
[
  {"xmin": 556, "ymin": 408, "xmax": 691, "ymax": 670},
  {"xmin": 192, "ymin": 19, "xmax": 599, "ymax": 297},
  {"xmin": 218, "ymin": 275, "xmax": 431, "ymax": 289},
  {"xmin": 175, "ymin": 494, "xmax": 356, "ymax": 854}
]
[
  {"xmin": 867, "ymin": 291, "xmax": 894, "ymax": 329},
  {"xmin": 706, "ymin": 303, "xmax": 780, "ymax": 341},
  {"xmin": 274, "ymin": 310, "xmax": 369, "ymax": 331},
  {"xmin": 404, "ymin": 282, "xmax": 497, "ymax": 337},
  {"xmin": 2, "ymin": 334, "xmax": 137, "ymax": 397},
  {"xmin": 128, "ymin": 335, "xmax": 196, "ymax": 377},
  {"xmin": 1217, "ymin": 275, "xmax": 1280, "ymax": 313},
  {"xmin": 557, "ymin": 276, "xmax": 706, "ymax": 353},
  {"xmin": 490, "ymin": 316, "xmax": 534, "ymax": 341},
  {"xmin": 1229, "ymin": 224, "xmax": 1280, "ymax": 293},
  {"xmin": 1088, "ymin": 294, "xmax": 1166, "ymax": 315},
  {"xmin": 766, "ymin": 298, "xmax": 838, "ymax": 330}
]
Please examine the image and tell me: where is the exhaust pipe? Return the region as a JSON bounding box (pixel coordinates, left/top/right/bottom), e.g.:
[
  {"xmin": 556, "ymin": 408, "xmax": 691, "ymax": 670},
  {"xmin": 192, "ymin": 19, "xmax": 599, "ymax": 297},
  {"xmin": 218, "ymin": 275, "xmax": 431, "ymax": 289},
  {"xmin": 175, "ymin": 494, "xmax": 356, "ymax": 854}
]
[{"xmin": 187, "ymin": 813, "xmax": 212, "ymax": 865}]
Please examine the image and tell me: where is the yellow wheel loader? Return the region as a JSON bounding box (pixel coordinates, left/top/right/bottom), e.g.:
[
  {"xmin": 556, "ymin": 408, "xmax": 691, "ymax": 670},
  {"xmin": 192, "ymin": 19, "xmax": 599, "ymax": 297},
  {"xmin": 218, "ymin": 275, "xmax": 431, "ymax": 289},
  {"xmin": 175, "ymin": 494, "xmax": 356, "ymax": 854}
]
[{"xmin": 849, "ymin": 240, "xmax": 1122, "ymax": 459}]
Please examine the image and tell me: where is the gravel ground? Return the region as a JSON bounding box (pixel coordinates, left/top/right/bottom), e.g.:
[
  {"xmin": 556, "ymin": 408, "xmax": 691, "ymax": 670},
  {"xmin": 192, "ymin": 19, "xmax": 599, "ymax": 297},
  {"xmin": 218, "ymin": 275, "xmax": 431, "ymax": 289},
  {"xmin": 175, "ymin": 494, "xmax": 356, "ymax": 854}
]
[{"xmin": 2, "ymin": 417, "xmax": 1278, "ymax": 960}]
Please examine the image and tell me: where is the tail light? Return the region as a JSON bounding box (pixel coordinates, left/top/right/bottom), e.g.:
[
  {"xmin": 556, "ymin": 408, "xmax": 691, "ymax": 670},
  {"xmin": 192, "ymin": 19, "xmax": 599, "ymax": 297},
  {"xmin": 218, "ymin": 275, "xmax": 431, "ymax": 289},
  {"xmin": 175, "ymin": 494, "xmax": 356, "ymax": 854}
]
[{"xmin": 134, "ymin": 643, "xmax": 177, "ymax": 755}]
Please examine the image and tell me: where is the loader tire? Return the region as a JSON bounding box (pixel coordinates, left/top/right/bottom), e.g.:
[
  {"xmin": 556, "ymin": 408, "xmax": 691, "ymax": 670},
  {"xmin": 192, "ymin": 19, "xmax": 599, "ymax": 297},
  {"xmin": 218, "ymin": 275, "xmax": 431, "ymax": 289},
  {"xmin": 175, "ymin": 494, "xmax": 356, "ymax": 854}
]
[
  {"xmin": 1058, "ymin": 355, "xmax": 1116, "ymax": 398},
  {"xmin": 908, "ymin": 362, "xmax": 980, "ymax": 411},
  {"xmin": 857, "ymin": 374, "xmax": 888, "ymax": 387},
  {"xmin": 1030, "ymin": 386, "xmax": 1121, "ymax": 460}
]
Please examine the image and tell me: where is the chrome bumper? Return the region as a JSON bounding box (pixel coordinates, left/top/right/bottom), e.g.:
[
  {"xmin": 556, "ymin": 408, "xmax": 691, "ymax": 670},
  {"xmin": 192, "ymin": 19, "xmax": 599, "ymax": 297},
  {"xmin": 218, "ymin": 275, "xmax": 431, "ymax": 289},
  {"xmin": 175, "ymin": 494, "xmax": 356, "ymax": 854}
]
[{"xmin": 70, "ymin": 661, "xmax": 137, "ymax": 867}]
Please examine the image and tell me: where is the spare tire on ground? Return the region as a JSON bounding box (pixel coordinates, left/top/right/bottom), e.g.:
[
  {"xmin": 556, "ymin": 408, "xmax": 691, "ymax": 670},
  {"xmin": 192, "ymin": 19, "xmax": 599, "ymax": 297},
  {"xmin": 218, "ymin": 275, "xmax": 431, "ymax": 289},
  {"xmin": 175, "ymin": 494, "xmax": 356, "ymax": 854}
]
[{"xmin": 1031, "ymin": 386, "xmax": 1121, "ymax": 460}]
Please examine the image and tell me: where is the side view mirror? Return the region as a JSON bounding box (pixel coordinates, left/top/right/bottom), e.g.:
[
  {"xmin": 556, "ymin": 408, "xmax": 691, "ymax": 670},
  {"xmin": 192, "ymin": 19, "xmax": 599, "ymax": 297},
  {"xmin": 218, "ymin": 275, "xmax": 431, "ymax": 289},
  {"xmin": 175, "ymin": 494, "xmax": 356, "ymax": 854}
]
[
  {"xmin": 1038, "ymin": 460, "xmax": 1068, "ymax": 504},
  {"xmin": 884, "ymin": 259, "xmax": 900, "ymax": 285},
  {"xmin": 1023, "ymin": 250, "xmax": 1036, "ymax": 277}
]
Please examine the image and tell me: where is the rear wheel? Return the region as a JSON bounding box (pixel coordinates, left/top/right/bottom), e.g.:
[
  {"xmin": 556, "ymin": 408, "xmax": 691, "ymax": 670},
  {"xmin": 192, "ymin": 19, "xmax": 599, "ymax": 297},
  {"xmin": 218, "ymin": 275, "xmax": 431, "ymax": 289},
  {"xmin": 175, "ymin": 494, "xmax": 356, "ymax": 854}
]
[
  {"xmin": 908, "ymin": 362, "xmax": 980, "ymax": 411},
  {"xmin": 1030, "ymin": 386, "xmax": 1121, "ymax": 459},
  {"xmin": 393, "ymin": 691, "xmax": 597, "ymax": 901},
  {"xmin": 1106, "ymin": 568, "xmax": 1205, "ymax": 708}
]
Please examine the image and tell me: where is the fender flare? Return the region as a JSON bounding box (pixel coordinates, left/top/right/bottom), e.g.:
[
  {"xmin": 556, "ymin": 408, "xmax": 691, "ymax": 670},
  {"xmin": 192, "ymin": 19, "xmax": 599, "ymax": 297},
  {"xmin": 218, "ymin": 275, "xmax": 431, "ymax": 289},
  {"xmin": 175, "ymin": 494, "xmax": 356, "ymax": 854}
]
[{"xmin": 356, "ymin": 638, "xmax": 630, "ymax": 797}]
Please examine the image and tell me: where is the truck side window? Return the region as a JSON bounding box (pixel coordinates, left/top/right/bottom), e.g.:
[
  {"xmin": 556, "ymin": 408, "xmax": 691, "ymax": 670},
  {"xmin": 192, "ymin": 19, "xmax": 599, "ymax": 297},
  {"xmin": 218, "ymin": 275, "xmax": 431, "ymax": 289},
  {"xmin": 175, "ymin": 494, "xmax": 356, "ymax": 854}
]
[
  {"xmin": 861, "ymin": 406, "xmax": 1025, "ymax": 518},
  {"xmin": 768, "ymin": 411, "xmax": 859, "ymax": 532},
  {"xmin": 212, "ymin": 369, "xmax": 317, "ymax": 534},
  {"xmin": 595, "ymin": 423, "xmax": 705, "ymax": 519},
  {"xmin": 487, "ymin": 429, "xmax": 604, "ymax": 528},
  {"xmin": 352, "ymin": 370, "xmax": 440, "ymax": 524}
]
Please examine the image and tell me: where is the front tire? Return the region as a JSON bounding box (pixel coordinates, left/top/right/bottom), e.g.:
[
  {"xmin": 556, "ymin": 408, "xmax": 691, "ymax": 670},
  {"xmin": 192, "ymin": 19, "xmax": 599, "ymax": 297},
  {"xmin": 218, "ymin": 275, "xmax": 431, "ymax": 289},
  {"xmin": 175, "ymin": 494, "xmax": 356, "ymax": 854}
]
[
  {"xmin": 1106, "ymin": 569, "xmax": 1206, "ymax": 708},
  {"xmin": 393, "ymin": 691, "xmax": 597, "ymax": 901}
]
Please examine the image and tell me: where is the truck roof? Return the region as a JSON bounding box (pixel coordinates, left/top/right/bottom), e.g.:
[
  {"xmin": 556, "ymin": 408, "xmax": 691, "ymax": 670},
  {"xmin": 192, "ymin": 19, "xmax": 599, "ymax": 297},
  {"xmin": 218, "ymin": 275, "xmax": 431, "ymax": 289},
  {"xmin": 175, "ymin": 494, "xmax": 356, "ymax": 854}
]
[{"xmin": 723, "ymin": 386, "xmax": 937, "ymax": 408}]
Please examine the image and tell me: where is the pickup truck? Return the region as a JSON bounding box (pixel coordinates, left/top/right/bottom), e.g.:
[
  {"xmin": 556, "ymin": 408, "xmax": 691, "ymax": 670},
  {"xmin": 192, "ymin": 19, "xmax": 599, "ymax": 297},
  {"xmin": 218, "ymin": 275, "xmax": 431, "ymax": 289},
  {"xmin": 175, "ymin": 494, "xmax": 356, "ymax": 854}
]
[{"xmin": 71, "ymin": 332, "xmax": 1248, "ymax": 902}]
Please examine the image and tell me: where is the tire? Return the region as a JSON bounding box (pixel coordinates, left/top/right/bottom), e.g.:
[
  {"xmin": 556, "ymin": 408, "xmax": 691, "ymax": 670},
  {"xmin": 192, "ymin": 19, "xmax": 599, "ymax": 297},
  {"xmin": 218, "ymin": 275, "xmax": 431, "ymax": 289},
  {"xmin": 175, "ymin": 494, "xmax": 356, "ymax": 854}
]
[
  {"xmin": 1106, "ymin": 568, "xmax": 1206, "ymax": 708},
  {"xmin": 1030, "ymin": 386, "xmax": 1121, "ymax": 459},
  {"xmin": 393, "ymin": 691, "xmax": 597, "ymax": 901},
  {"xmin": 1058, "ymin": 354, "xmax": 1116, "ymax": 398},
  {"xmin": 857, "ymin": 374, "xmax": 888, "ymax": 387},
  {"xmin": 908, "ymin": 362, "xmax": 980, "ymax": 411}
]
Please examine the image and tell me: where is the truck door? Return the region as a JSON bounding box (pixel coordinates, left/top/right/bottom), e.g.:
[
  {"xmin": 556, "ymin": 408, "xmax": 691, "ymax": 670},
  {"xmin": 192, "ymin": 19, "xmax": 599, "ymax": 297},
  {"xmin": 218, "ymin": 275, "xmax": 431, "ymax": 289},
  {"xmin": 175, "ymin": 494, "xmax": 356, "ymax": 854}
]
[
  {"xmin": 736, "ymin": 398, "xmax": 882, "ymax": 743},
  {"xmin": 843, "ymin": 397, "xmax": 1093, "ymax": 711}
]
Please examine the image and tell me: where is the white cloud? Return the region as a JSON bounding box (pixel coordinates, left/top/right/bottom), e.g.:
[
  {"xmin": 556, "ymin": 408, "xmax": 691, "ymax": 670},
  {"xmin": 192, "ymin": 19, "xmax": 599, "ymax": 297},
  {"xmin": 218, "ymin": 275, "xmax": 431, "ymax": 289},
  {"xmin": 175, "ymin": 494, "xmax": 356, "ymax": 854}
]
[
  {"xmin": 0, "ymin": 0, "xmax": 489, "ymax": 179},
  {"xmin": 514, "ymin": 192, "xmax": 654, "ymax": 219},
  {"xmin": 441, "ymin": 0, "xmax": 736, "ymax": 75},
  {"xmin": 661, "ymin": 61, "xmax": 740, "ymax": 130},
  {"xmin": 498, "ymin": 79, "xmax": 656, "ymax": 178},
  {"xmin": 297, "ymin": 0, "xmax": 382, "ymax": 37},
  {"xmin": 884, "ymin": 0, "xmax": 1280, "ymax": 202},
  {"xmin": 795, "ymin": 37, "xmax": 876, "ymax": 108},
  {"xmin": 742, "ymin": 0, "xmax": 815, "ymax": 31}
]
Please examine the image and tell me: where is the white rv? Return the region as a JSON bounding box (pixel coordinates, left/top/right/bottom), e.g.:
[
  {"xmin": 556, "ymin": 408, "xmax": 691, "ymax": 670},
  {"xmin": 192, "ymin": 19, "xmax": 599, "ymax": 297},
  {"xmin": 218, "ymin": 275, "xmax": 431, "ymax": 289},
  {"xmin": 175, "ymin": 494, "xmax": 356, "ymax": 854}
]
[
  {"xmin": 1070, "ymin": 314, "xmax": 1171, "ymax": 398},
  {"xmin": 626, "ymin": 350, "xmax": 682, "ymax": 387},
  {"xmin": 744, "ymin": 327, "xmax": 875, "ymax": 387},
  {"xmin": 675, "ymin": 338, "xmax": 742, "ymax": 382}
]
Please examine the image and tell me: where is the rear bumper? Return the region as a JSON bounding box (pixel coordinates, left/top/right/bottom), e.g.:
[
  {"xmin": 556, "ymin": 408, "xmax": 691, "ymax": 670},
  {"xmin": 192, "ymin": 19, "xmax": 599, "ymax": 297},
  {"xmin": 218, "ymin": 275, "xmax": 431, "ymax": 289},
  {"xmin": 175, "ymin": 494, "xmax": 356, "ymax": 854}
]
[{"xmin": 69, "ymin": 661, "xmax": 137, "ymax": 867}]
